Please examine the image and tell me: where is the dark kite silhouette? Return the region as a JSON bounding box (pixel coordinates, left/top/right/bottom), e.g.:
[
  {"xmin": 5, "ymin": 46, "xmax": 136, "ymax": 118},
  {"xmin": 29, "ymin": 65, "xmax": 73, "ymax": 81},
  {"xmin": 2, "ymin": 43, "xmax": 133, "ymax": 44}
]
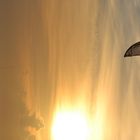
[{"xmin": 124, "ymin": 42, "xmax": 140, "ymax": 57}]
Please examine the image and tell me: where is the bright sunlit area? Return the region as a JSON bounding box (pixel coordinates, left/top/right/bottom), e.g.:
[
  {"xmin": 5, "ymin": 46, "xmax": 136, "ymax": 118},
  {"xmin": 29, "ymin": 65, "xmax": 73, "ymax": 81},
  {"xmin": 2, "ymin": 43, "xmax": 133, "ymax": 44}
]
[{"xmin": 51, "ymin": 111, "xmax": 91, "ymax": 140}]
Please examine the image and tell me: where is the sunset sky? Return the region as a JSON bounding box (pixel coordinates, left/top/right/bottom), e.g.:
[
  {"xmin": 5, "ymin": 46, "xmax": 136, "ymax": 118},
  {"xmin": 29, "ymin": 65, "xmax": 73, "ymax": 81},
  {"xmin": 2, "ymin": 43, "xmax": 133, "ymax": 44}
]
[{"xmin": 1, "ymin": 0, "xmax": 140, "ymax": 140}]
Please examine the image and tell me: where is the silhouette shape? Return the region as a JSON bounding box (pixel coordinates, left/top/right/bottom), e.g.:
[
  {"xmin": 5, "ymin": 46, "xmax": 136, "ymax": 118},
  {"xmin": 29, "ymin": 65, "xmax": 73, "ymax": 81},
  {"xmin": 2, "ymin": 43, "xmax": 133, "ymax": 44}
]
[{"xmin": 124, "ymin": 42, "xmax": 140, "ymax": 57}]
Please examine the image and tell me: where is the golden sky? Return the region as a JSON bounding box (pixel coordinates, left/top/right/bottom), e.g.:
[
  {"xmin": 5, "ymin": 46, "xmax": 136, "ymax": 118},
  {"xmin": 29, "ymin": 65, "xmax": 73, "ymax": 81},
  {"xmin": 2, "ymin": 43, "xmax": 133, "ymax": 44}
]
[{"xmin": 1, "ymin": 0, "xmax": 140, "ymax": 140}]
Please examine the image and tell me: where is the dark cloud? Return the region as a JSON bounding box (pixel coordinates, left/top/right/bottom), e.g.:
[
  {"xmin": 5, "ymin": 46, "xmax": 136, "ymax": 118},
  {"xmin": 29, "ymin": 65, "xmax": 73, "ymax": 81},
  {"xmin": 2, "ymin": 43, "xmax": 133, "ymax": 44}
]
[{"xmin": 0, "ymin": 75, "xmax": 44, "ymax": 140}]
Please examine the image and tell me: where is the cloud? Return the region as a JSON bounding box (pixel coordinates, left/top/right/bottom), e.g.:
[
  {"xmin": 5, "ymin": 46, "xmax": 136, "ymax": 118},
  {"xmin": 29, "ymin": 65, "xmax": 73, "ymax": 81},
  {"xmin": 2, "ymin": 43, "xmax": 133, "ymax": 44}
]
[{"xmin": 0, "ymin": 82, "xmax": 44, "ymax": 140}]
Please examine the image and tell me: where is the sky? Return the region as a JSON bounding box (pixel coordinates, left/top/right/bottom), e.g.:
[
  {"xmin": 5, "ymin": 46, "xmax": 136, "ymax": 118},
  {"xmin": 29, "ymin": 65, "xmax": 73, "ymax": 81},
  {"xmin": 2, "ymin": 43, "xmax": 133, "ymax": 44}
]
[{"xmin": 1, "ymin": 0, "xmax": 140, "ymax": 140}]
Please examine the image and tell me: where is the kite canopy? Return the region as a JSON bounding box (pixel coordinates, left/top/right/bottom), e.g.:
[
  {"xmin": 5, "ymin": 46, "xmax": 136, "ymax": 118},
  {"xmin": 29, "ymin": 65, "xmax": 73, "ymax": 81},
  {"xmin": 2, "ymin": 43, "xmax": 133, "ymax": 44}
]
[{"xmin": 124, "ymin": 41, "xmax": 140, "ymax": 57}]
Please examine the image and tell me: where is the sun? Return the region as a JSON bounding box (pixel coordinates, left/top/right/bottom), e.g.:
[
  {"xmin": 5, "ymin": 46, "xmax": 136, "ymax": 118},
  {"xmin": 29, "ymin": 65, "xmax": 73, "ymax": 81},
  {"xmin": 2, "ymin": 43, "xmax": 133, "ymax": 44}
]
[{"xmin": 51, "ymin": 111, "xmax": 90, "ymax": 140}]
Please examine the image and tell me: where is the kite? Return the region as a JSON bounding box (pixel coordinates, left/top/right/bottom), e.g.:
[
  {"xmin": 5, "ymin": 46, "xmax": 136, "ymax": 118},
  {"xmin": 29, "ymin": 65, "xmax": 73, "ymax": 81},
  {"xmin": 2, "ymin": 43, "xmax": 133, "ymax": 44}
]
[{"xmin": 124, "ymin": 41, "xmax": 140, "ymax": 57}]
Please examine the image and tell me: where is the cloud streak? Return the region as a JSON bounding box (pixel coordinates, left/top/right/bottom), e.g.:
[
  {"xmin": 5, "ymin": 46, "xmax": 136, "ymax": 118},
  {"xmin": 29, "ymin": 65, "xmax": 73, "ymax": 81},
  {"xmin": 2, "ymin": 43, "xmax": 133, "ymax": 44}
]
[{"xmin": 1, "ymin": 0, "xmax": 140, "ymax": 140}]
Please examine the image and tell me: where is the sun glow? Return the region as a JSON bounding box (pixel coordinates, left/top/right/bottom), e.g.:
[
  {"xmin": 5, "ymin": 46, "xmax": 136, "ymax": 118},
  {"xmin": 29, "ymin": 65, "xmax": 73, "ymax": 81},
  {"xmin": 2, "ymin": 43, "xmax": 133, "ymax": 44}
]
[{"xmin": 51, "ymin": 111, "xmax": 90, "ymax": 140}]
